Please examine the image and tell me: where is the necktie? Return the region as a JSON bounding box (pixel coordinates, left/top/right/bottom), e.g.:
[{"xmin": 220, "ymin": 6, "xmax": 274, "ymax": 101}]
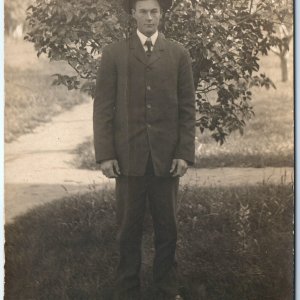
[{"xmin": 145, "ymin": 38, "xmax": 153, "ymax": 57}]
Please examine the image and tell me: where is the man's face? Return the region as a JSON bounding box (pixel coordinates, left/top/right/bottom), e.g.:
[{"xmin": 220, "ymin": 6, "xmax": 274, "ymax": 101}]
[{"xmin": 132, "ymin": 0, "xmax": 162, "ymax": 37}]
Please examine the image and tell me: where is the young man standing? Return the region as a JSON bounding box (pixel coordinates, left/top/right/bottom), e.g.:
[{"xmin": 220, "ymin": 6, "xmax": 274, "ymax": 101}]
[{"xmin": 93, "ymin": 0, "xmax": 195, "ymax": 298}]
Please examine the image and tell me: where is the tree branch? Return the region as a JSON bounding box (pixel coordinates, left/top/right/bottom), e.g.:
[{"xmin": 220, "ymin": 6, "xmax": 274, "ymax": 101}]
[{"xmin": 270, "ymin": 48, "xmax": 281, "ymax": 56}]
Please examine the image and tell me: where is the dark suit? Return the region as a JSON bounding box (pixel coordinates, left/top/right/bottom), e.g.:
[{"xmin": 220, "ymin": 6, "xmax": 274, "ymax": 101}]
[
  {"xmin": 93, "ymin": 32, "xmax": 195, "ymax": 299},
  {"xmin": 93, "ymin": 33, "xmax": 195, "ymax": 176}
]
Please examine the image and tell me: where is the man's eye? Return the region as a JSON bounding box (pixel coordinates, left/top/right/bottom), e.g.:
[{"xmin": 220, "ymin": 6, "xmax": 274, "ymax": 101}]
[{"xmin": 139, "ymin": 9, "xmax": 159, "ymax": 15}]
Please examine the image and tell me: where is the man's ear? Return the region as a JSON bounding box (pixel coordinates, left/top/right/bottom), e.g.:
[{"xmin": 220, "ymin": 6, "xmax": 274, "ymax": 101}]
[{"xmin": 157, "ymin": 7, "xmax": 163, "ymax": 20}]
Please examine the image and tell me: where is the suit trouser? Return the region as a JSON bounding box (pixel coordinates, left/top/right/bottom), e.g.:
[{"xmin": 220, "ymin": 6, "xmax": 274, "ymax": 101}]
[{"xmin": 114, "ymin": 158, "xmax": 179, "ymax": 299}]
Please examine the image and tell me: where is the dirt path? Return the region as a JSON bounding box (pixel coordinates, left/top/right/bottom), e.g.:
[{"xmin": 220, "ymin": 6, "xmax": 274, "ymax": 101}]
[
  {"xmin": 5, "ymin": 102, "xmax": 113, "ymax": 223},
  {"xmin": 5, "ymin": 101, "xmax": 294, "ymax": 223}
]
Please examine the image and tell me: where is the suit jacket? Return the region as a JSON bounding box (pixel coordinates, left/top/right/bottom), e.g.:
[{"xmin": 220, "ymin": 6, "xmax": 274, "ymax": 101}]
[{"xmin": 93, "ymin": 32, "xmax": 195, "ymax": 177}]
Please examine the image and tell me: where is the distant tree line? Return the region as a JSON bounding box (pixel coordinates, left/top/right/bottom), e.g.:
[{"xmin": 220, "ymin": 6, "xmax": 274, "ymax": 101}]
[{"xmin": 4, "ymin": 0, "xmax": 32, "ymax": 37}]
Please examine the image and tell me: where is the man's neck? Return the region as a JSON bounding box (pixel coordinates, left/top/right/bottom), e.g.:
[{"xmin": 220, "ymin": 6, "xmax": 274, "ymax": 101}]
[
  {"xmin": 137, "ymin": 29, "xmax": 158, "ymax": 38},
  {"xmin": 136, "ymin": 29, "xmax": 159, "ymax": 46}
]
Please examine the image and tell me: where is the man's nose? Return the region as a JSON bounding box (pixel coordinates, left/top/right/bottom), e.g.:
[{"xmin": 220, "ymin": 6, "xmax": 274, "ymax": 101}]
[{"xmin": 146, "ymin": 12, "xmax": 153, "ymax": 20}]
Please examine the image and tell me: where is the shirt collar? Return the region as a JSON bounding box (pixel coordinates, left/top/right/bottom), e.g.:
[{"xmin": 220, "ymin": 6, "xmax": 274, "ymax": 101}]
[{"xmin": 136, "ymin": 29, "xmax": 158, "ymax": 46}]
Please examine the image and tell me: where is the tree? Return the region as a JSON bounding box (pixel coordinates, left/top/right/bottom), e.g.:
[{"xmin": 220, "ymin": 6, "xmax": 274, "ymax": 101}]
[
  {"xmin": 25, "ymin": 0, "xmax": 280, "ymax": 144},
  {"xmin": 265, "ymin": 0, "xmax": 293, "ymax": 82},
  {"xmin": 4, "ymin": 0, "xmax": 32, "ymax": 35}
]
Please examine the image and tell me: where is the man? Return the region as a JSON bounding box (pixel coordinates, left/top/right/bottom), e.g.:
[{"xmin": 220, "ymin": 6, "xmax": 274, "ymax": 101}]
[{"xmin": 93, "ymin": 0, "xmax": 195, "ymax": 298}]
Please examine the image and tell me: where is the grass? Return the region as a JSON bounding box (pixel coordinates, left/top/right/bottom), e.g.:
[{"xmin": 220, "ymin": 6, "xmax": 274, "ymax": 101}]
[
  {"xmin": 5, "ymin": 183, "xmax": 293, "ymax": 299},
  {"xmin": 73, "ymin": 50, "xmax": 293, "ymax": 169},
  {"xmin": 72, "ymin": 137, "xmax": 100, "ymax": 170},
  {"xmin": 5, "ymin": 37, "xmax": 87, "ymax": 142}
]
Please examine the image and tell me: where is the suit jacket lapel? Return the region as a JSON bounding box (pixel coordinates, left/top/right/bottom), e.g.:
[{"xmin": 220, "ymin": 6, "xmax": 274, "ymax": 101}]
[
  {"xmin": 129, "ymin": 33, "xmax": 148, "ymax": 66},
  {"xmin": 129, "ymin": 32, "xmax": 166, "ymax": 66},
  {"xmin": 147, "ymin": 33, "xmax": 165, "ymax": 66}
]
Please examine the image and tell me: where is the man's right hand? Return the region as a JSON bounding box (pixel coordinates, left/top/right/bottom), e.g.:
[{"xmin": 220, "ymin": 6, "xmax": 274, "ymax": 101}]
[{"xmin": 100, "ymin": 159, "xmax": 121, "ymax": 178}]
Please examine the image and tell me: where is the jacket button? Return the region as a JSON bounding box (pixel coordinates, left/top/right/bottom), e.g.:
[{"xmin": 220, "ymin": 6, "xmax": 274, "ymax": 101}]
[
  {"xmin": 147, "ymin": 124, "xmax": 151, "ymax": 128},
  {"xmin": 146, "ymin": 86, "xmax": 151, "ymax": 91},
  {"xmin": 147, "ymin": 104, "xmax": 151, "ymax": 109}
]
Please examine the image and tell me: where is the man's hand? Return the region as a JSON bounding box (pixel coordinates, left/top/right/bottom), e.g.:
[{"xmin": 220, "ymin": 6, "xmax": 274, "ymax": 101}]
[
  {"xmin": 100, "ymin": 159, "xmax": 120, "ymax": 178},
  {"xmin": 170, "ymin": 159, "xmax": 188, "ymax": 177}
]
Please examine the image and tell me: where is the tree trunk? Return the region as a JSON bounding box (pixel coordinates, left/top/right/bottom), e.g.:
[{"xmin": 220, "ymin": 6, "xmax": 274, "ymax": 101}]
[{"xmin": 280, "ymin": 54, "xmax": 289, "ymax": 82}]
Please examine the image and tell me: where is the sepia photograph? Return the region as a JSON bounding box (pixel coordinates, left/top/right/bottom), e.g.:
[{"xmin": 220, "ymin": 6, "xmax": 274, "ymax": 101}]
[{"xmin": 4, "ymin": 0, "xmax": 294, "ymax": 299}]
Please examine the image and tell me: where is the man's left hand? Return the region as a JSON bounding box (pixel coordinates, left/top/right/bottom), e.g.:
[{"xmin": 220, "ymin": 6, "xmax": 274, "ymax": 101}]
[{"xmin": 170, "ymin": 159, "xmax": 188, "ymax": 177}]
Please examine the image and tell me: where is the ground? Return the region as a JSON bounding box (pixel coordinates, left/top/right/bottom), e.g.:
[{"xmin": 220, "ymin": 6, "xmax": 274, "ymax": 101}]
[
  {"xmin": 4, "ymin": 36, "xmax": 294, "ymax": 300},
  {"xmin": 4, "ymin": 37, "xmax": 294, "ymax": 223},
  {"xmin": 5, "ymin": 100, "xmax": 293, "ymax": 223}
]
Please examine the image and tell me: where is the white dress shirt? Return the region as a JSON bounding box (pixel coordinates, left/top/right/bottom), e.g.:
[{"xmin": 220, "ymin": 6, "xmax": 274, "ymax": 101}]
[{"xmin": 136, "ymin": 29, "xmax": 158, "ymax": 52}]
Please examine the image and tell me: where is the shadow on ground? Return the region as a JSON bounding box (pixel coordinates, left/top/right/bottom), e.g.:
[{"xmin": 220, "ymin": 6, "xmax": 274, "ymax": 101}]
[
  {"xmin": 5, "ymin": 182, "xmax": 114, "ymax": 223},
  {"xmin": 5, "ymin": 184, "xmax": 293, "ymax": 300}
]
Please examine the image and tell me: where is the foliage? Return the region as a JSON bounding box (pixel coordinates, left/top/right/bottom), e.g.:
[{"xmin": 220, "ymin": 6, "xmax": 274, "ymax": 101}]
[
  {"xmin": 5, "ymin": 184, "xmax": 293, "ymax": 299},
  {"xmin": 25, "ymin": 0, "xmax": 283, "ymax": 143},
  {"xmin": 262, "ymin": 0, "xmax": 293, "ymax": 28}
]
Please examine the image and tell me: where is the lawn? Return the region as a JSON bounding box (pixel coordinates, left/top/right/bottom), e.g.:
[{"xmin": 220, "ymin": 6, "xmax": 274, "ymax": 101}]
[
  {"xmin": 72, "ymin": 48, "xmax": 293, "ymax": 169},
  {"xmin": 5, "ymin": 183, "xmax": 293, "ymax": 300},
  {"xmin": 5, "ymin": 37, "xmax": 87, "ymax": 142}
]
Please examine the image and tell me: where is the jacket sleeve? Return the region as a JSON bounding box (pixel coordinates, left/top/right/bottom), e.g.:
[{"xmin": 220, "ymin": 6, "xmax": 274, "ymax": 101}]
[
  {"xmin": 174, "ymin": 48, "xmax": 196, "ymax": 165},
  {"xmin": 93, "ymin": 45, "xmax": 117, "ymax": 163}
]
